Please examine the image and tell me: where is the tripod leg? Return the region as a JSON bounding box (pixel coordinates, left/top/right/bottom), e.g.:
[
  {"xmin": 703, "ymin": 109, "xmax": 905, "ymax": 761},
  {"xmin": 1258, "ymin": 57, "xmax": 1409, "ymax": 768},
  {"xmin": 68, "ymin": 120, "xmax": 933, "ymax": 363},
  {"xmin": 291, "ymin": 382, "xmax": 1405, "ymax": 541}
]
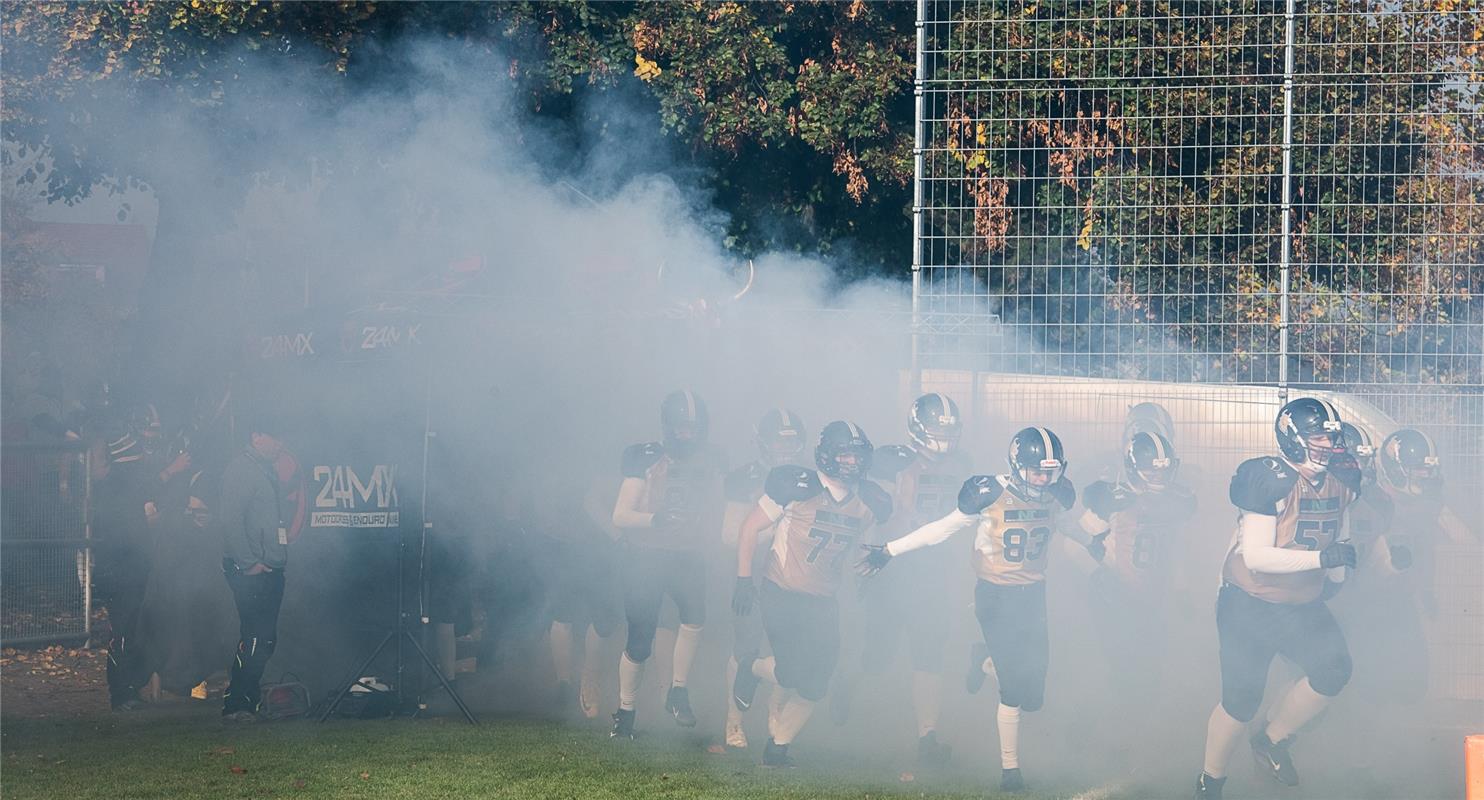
[
  {"xmin": 317, "ymin": 631, "xmax": 396, "ymax": 722},
  {"xmin": 404, "ymin": 630, "xmax": 479, "ymax": 725}
]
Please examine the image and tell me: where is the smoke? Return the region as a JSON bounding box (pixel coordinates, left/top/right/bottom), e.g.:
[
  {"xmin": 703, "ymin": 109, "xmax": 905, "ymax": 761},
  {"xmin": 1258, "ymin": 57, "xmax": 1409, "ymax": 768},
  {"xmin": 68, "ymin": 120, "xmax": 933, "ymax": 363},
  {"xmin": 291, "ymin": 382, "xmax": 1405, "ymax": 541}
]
[{"xmin": 4, "ymin": 33, "xmax": 1462, "ymax": 800}]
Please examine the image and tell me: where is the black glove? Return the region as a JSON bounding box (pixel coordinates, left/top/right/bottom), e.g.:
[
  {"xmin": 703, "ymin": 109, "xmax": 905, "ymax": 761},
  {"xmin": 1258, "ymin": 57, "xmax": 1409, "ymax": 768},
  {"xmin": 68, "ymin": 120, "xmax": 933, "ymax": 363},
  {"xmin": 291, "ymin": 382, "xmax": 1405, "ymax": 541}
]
[
  {"xmin": 652, "ymin": 508, "xmax": 691, "ymax": 530},
  {"xmin": 1085, "ymin": 532, "xmax": 1108, "ymax": 563},
  {"xmin": 856, "ymin": 544, "xmax": 892, "ymax": 577},
  {"xmin": 1319, "ymin": 541, "xmax": 1357, "ymax": 570},
  {"xmin": 732, "ymin": 577, "xmax": 756, "ymax": 617},
  {"xmin": 1388, "ymin": 544, "xmax": 1413, "ymax": 570}
]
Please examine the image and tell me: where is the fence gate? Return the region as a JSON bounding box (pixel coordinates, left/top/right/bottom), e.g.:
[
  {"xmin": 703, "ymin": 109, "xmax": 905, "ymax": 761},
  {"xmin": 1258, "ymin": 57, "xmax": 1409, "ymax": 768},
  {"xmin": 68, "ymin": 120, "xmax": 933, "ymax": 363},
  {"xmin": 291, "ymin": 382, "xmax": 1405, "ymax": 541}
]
[
  {"xmin": 913, "ymin": 0, "xmax": 1482, "ymax": 700},
  {"xmin": 2, "ymin": 442, "xmax": 92, "ymax": 645}
]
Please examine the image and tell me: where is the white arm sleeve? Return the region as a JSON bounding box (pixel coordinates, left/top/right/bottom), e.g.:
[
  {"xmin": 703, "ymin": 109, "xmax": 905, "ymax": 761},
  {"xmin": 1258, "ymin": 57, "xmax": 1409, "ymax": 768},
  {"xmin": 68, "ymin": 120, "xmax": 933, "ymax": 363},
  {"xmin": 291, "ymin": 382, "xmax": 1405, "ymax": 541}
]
[
  {"xmin": 611, "ymin": 477, "xmax": 655, "ymax": 529},
  {"xmin": 886, "ymin": 510, "xmax": 976, "ymax": 557},
  {"xmin": 1238, "ymin": 511, "xmax": 1323, "ymax": 574}
]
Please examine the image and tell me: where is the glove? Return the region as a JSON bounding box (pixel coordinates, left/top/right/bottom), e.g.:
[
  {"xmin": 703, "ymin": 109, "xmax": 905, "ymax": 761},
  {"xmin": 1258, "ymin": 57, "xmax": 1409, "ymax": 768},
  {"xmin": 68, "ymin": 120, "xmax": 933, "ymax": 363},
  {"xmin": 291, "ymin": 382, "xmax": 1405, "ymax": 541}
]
[
  {"xmin": 732, "ymin": 577, "xmax": 756, "ymax": 617},
  {"xmin": 1319, "ymin": 541, "xmax": 1356, "ymax": 570},
  {"xmin": 652, "ymin": 508, "xmax": 691, "ymax": 530},
  {"xmin": 1085, "ymin": 532, "xmax": 1108, "ymax": 563},
  {"xmin": 1388, "ymin": 544, "xmax": 1413, "ymax": 570},
  {"xmin": 856, "ymin": 544, "xmax": 892, "ymax": 577}
]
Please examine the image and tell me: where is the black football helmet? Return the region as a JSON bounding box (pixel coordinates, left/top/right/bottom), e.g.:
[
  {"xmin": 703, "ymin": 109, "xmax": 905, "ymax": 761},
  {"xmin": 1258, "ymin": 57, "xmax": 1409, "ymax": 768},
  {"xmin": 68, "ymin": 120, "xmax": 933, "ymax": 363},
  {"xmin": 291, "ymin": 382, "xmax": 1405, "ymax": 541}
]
[
  {"xmin": 816, "ymin": 420, "xmax": 873, "ymax": 483},
  {"xmin": 661, "ymin": 390, "xmax": 708, "ymax": 457},
  {"xmin": 1125, "ymin": 431, "xmax": 1179, "ymax": 492},
  {"xmin": 1275, "ymin": 397, "xmax": 1345, "ymax": 468},
  {"xmin": 756, "ymin": 408, "xmax": 806, "ymax": 467},
  {"xmin": 1339, "ymin": 421, "xmax": 1377, "ymax": 479},
  {"xmin": 908, "ymin": 393, "xmax": 962, "ymax": 456},
  {"xmin": 1007, "ymin": 426, "xmax": 1066, "ymax": 500},
  {"xmin": 1123, "ymin": 401, "xmax": 1175, "ymax": 446},
  {"xmin": 1379, "ymin": 428, "xmax": 1441, "ymax": 495}
]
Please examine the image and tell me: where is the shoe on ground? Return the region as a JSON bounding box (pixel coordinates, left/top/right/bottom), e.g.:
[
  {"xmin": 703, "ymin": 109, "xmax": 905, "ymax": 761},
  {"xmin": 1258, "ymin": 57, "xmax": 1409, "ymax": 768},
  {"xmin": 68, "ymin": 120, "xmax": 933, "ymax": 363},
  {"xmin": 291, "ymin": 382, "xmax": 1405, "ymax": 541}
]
[
  {"xmin": 732, "ymin": 654, "xmax": 761, "ymax": 711},
  {"xmin": 1000, "ymin": 767, "xmax": 1025, "ymax": 791},
  {"xmin": 111, "ymin": 698, "xmax": 146, "ymax": 712},
  {"xmin": 966, "ymin": 642, "xmax": 990, "ymax": 694},
  {"xmin": 609, "ymin": 708, "xmax": 635, "ymax": 740},
  {"xmin": 725, "ymin": 718, "xmax": 748, "ymax": 749},
  {"xmin": 221, "ymin": 709, "xmax": 259, "ymax": 724},
  {"xmin": 665, "ymin": 685, "xmax": 697, "ymax": 727},
  {"xmin": 1194, "ymin": 771, "xmax": 1226, "ymax": 799},
  {"xmin": 579, "ymin": 674, "xmax": 600, "ymax": 719},
  {"xmin": 762, "ymin": 737, "xmax": 796, "ymax": 768},
  {"xmin": 917, "ymin": 730, "xmax": 952, "ymax": 768},
  {"xmin": 1251, "ymin": 730, "xmax": 1299, "ymax": 786}
]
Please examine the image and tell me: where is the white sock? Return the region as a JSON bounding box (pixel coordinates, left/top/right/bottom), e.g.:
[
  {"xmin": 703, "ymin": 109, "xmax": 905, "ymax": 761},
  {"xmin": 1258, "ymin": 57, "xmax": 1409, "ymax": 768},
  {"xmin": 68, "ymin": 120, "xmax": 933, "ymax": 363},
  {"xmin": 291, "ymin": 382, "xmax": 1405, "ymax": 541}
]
[
  {"xmin": 725, "ymin": 657, "xmax": 743, "ymax": 728},
  {"xmin": 752, "ymin": 655, "xmax": 778, "ymax": 684},
  {"xmin": 766, "ymin": 684, "xmax": 790, "ymax": 741},
  {"xmin": 1265, "ymin": 678, "xmax": 1333, "ymax": 742},
  {"xmin": 549, "ymin": 622, "xmax": 574, "ymax": 684},
  {"xmin": 582, "ymin": 626, "xmax": 605, "ymax": 683},
  {"xmin": 618, "ymin": 651, "xmax": 645, "ymax": 711},
  {"xmin": 913, "ymin": 671, "xmax": 942, "ymax": 738},
  {"xmin": 997, "ymin": 703, "xmax": 1021, "ymax": 769},
  {"xmin": 671, "ymin": 623, "xmax": 702, "ymax": 688},
  {"xmin": 774, "ymin": 694, "xmax": 816, "ymax": 745},
  {"xmin": 1202, "ymin": 704, "xmax": 1247, "ymax": 779}
]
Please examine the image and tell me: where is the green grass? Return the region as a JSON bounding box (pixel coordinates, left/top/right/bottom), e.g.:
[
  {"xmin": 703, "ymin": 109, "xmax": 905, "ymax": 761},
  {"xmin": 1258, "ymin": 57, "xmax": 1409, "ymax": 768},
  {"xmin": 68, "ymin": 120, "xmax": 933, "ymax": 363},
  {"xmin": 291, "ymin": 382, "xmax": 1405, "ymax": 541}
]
[{"xmin": 1, "ymin": 708, "xmax": 1083, "ymax": 799}]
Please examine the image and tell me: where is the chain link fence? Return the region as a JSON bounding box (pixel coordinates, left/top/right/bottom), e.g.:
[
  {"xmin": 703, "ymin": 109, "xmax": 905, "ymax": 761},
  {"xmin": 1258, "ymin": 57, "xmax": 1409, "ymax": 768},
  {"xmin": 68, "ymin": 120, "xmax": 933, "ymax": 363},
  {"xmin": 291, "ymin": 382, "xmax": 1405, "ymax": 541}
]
[
  {"xmin": 2, "ymin": 441, "xmax": 92, "ymax": 645},
  {"xmin": 913, "ymin": 0, "xmax": 1482, "ymax": 700}
]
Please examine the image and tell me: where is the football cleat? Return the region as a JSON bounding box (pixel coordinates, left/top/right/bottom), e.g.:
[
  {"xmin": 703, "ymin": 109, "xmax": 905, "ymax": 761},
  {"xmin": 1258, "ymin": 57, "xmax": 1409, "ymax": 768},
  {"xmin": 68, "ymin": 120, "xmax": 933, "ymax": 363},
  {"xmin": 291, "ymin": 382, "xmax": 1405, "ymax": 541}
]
[
  {"xmin": 609, "ymin": 708, "xmax": 636, "ymax": 740},
  {"xmin": 733, "ymin": 654, "xmax": 761, "ymax": 711},
  {"xmin": 725, "ymin": 718, "xmax": 748, "ymax": 749},
  {"xmin": 966, "ymin": 642, "xmax": 990, "ymax": 694},
  {"xmin": 1000, "ymin": 767, "xmax": 1026, "ymax": 791},
  {"xmin": 665, "ymin": 686, "xmax": 697, "ymax": 728},
  {"xmin": 762, "ymin": 738, "xmax": 796, "ymax": 768},
  {"xmin": 1251, "ymin": 731, "xmax": 1299, "ymax": 786},
  {"xmin": 917, "ymin": 731, "xmax": 952, "ymax": 768},
  {"xmin": 1194, "ymin": 772, "xmax": 1226, "ymax": 799}
]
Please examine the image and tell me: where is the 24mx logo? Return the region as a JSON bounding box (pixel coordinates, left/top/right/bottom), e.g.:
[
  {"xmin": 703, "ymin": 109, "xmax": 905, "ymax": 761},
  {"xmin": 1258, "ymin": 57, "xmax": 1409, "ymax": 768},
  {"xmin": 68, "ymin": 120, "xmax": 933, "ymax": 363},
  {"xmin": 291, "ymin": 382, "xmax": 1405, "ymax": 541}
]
[
  {"xmin": 260, "ymin": 333, "xmax": 315, "ymax": 359},
  {"xmin": 360, "ymin": 324, "xmax": 422, "ymax": 350},
  {"xmin": 311, "ymin": 464, "xmax": 401, "ymax": 529}
]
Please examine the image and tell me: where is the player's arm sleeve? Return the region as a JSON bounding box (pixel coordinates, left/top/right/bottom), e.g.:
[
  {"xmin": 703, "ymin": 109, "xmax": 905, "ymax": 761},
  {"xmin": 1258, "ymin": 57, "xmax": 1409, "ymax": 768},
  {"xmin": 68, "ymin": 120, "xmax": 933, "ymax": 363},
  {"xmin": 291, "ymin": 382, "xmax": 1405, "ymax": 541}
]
[
  {"xmin": 886, "ymin": 509, "xmax": 975, "ymax": 557},
  {"xmin": 1237, "ymin": 511, "xmax": 1322, "ymax": 573},
  {"xmin": 611, "ymin": 477, "xmax": 654, "ymax": 529}
]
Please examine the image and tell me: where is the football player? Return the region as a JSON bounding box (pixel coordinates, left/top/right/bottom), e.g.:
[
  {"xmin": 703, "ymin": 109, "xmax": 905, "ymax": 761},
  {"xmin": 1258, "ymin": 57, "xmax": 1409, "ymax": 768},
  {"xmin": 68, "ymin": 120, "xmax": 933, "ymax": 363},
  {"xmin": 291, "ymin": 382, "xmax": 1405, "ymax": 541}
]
[
  {"xmin": 1338, "ymin": 422, "xmax": 1398, "ymax": 571},
  {"xmin": 1078, "ymin": 430, "xmax": 1198, "ymax": 701},
  {"xmin": 719, "ymin": 408, "xmax": 807, "ymax": 749},
  {"xmin": 609, "ymin": 390, "xmax": 726, "ymax": 738},
  {"xmin": 1193, "ymin": 397, "xmax": 1361, "ymax": 798},
  {"xmin": 858, "ymin": 426, "xmax": 1077, "ymax": 792},
  {"xmin": 833, "ymin": 393, "xmax": 972, "ymax": 769},
  {"xmin": 730, "ymin": 421, "xmax": 892, "ymax": 767}
]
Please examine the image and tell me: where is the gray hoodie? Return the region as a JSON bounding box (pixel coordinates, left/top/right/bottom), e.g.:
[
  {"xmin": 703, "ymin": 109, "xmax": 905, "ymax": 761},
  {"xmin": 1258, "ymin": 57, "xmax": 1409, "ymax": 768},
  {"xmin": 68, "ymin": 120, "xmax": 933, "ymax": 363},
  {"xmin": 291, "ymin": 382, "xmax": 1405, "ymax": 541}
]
[{"xmin": 219, "ymin": 448, "xmax": 287, "ymax": 570}]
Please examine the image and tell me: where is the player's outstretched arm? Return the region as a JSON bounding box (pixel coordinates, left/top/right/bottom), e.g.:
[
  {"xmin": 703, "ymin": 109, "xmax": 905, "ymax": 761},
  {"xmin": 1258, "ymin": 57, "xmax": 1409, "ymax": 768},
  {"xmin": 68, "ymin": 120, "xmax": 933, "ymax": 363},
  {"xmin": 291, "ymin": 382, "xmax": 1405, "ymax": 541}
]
[
  {"xmin": 732, "ymin": 503, "xmax": 774, "ymax": 615},
  {"xmin": 886, "ymin": 509, "xmax": 976, "ymax": 558}
]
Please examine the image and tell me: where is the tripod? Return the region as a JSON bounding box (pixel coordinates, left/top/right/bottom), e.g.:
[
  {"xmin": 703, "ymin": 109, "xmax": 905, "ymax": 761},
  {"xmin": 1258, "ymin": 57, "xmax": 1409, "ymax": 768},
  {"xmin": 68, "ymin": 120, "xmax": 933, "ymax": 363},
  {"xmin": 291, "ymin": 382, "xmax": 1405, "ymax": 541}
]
[{"xmin": 318, "ymin": 378, "xmax": 477, "ymax": 724}]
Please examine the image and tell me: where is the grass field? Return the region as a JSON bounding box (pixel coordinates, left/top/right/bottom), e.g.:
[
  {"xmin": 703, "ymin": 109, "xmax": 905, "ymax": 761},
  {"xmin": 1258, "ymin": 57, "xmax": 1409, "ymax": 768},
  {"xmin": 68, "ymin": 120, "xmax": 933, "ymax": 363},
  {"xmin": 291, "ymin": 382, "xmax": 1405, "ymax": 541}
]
[{"xmin": 1, "ymin": 706, "xmax": 1083, "ymax": 800}]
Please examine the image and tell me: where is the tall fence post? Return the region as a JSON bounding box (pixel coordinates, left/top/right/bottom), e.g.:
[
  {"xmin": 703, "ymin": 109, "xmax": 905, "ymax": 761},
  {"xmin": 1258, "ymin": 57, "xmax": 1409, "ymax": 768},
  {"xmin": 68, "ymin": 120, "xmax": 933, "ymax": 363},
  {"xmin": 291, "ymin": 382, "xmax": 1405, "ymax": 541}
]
[{"xmin": 1277, "ymin": 0, "xmax": 1297, "ymax": 402}]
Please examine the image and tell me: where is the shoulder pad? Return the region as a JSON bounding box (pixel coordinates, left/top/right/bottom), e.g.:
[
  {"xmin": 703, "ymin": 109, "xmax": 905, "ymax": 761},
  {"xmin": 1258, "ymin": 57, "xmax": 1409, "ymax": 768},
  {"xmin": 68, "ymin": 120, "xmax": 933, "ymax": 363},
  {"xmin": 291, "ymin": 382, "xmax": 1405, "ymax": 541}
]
[
  {"xmin": 1048, "ymin": 476, "xmax": 1076, "ymax": 510},
  {"xmin": 763, "ymin": 466, "xmax": 820, "ymax": 507},
  {"xmin": 1084, "ymin": 480, "xmax": 1133, "ymax": 518},
  {"xmin": 858, "ymin": 480, "xmax": 893, "ymax": 524},
  {"xmin": 868, "ymin": 445, "xmax": 917, "ymax": 481},
  {"xmin": 1329, "ymin": 460, "xmax": 1363, "ymax": 494},
  {"xmin": 957, "ymin": 474, "xmax": 1004, "ymax": 515},
  {"xmin": 724, "ymin": 462, "xmax": 768, "ymax": 503},
  {"xmin": 1229, "ymin": 456, "xmax": 1297, "ymax": 515},
  {"xmin": 621, "ymin": 442, "xmax": 664, "ymax": 478}
]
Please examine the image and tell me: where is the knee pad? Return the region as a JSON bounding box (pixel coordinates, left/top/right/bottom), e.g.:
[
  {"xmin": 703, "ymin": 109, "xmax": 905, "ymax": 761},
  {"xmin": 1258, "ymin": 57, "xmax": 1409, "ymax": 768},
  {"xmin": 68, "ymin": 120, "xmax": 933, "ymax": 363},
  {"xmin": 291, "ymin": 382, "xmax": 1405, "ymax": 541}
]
[
  {"xmin": 1220, "ymin": 693, "xmax": 1261, "ymax": 724},
  {"xmin": 237, "ymin": 637, "xmax": 277, "ymax": 671},
  {"xmin": 1309, "ymin": 653, "xmax": 1353, "ymax": 697},
  {"xmin": 1018, "ymin": 694, "xmax": 1044, "ymax": 713},
  {"xmin": 624, "ymin": 637, "xmax": 653, "ymax": 664},
  {"xmin": 798, "ymin": 677, "xmax": 830, "ymax": 703}
]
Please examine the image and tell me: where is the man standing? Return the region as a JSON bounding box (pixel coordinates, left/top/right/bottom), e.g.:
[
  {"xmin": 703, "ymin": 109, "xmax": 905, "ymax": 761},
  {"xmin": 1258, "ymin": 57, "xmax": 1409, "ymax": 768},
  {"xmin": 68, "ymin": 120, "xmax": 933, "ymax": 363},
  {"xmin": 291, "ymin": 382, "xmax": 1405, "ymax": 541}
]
[{"xmin": 218, "ymin": 413, "xmax": 290, "ymax": 722}]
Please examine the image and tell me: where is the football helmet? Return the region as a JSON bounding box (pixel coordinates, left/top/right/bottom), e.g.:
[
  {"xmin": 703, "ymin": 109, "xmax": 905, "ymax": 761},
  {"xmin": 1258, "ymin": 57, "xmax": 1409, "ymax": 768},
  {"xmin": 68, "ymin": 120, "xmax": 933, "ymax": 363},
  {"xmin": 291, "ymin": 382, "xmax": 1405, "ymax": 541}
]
[
  {"xmin": 816, "ymin": 420, "xmax": 873, "ymax": 483},
  {"xmin": 1379, "ymin": 428, "xmax": 1441, "ymax": 495},
  {"xmin": 1274, "ymin": 397, "xmax": 1345, "ymax": 468},
  {"xmin": 660, "ymin": 390, "xmax": 709, "ymax": 457},
  {"xmin": 1125, "ymin": 430, "xmax": 1179, "ymax": 492},
  {"xmin": 1339, "ymin": 421, "xmax": 1377, "ymax": 478},
  {"xmin": 1007, "ymin": 426, "xmax": 1066, "ymax": 500},
  {"xmin": 1123, "ymin": 401, "xmax": 1175, "ymax": 446},
  {"xmin": 756, "ymin": 408, "xmax": 806, "ymax": 467},
  {"xmin": 907, "ymin": 393, "xmax": 962, "ymax": 456}
]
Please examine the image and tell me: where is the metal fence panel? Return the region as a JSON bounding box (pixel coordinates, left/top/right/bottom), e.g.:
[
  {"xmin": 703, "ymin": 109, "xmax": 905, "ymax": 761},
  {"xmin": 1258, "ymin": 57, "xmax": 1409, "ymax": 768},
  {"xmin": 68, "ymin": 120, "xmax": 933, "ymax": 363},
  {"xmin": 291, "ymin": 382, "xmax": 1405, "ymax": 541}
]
[{"xmin": 2, "ymin": 442, "xmax": 92, "ymax": 645}]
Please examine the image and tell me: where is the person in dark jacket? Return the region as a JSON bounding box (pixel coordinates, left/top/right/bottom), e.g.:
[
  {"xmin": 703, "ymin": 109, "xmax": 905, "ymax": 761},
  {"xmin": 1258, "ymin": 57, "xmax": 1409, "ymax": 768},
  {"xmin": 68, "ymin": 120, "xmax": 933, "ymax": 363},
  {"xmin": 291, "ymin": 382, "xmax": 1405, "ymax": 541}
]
[{"xmin": 217, "ymin": 414, "xmax": 290, "ymax": 721}]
